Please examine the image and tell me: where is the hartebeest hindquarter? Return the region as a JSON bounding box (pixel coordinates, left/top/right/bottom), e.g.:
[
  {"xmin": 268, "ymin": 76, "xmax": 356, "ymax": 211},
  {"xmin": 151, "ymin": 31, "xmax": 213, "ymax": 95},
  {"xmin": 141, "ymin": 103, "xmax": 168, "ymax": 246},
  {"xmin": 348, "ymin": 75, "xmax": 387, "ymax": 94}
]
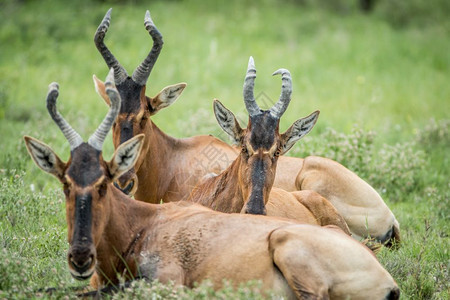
[
  {"xmin": 92, "ymin": 9, "xmax": 400, "ymax": 246},
  {"xmin": 24, "ymin": 70, "xmax": 400, "ymax": 299},
  {"xmin": 190, "ymin": 58, "xmax": 350, "ymax": 235}
]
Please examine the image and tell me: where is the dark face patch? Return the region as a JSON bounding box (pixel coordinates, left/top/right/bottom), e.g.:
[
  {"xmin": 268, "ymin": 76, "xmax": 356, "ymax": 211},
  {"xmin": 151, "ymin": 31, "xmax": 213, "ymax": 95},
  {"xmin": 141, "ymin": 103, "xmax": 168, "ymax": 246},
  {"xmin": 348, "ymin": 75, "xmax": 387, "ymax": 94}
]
[
  {"xmin": 68, "ymin": 143, "xmax": 103, "ymax": 187},
  {"xmin": 120, "ymin": 119, "xmax": 135, "ymax": 144},
  {"xmin": 246, "ymin": 157, "xmax": 267, "ymax": 215},
  {"xmin": 72, "ymin": 193, "xmax": 93, "ymax": 246},
  {"xmin": 115, "ymin": 78, "xmax": 151, "ymax": 146},
  {"xmin": 248, "ymin": 111, "xmax": 279, "ymax": 151},
  {"xmin": 116, "ymin": 78, "xmax": 145, "ymax": 114},
  {"xmin": 68, "ymin": 192, "xmax": 95, "ymax": 277},
  {"xmin": 242, "ymin": 111, "xmax": 280, "ymax": 215}
]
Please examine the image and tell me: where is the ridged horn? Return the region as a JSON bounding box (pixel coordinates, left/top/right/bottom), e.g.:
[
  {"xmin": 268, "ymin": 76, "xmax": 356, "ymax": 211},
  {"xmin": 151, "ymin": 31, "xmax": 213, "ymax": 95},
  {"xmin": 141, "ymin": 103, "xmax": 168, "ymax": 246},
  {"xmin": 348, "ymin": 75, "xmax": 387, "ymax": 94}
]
[
  {"xmin": 94, "ymin": 8, "xmax": 128, "ymax": 85},
  {"xmin": 132, "ymin": 10, "xmax": 163, "ymax": 86},
  {"xmin": 270, "ymin": 68, "xmax": 292, "ymax": 119},
  {"xmin": 243, "ymin": 56, "xmax": 260, "ymax": 117},
  {"xmin": 46, "ymin": 83, "xmax": 83, "ymax": 150},
  {"xmin": 88, "ymin": 68, "xmax": 121, "ymax": 151}
]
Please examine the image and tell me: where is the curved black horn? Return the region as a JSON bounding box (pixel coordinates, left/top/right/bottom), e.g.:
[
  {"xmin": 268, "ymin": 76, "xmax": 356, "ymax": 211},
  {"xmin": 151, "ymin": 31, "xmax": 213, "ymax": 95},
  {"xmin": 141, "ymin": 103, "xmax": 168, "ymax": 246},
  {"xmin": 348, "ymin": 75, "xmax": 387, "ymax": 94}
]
[
  {"xmin": 88, "ymin": 68, "xmax": 121, "ymax": 151},
  {"xmin": 243, "ymin": 56, "xmax": 260, "ymax": 117},
  {"xmin": 131, "ymin": 10, "xmax": 163, "ymax": 86},
  {"xmin": 94, "ymin": 8, "xmax": 128, "ymax": 85},
  {"xmin": 270, "ymin": 68, "xmax": 292, "ymax": 119},
  {"xmin": 46, "ymin": 83, "xmax": 83, "ymax": 150}
]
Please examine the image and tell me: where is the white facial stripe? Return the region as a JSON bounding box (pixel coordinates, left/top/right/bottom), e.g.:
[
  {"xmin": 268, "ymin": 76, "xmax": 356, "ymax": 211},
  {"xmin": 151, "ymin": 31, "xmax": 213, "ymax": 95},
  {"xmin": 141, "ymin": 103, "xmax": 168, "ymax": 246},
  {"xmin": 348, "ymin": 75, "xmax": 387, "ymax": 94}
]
[
  {"xmin": 136, "ymin": 109, "xmax": 146, "ymax": 122},
  {"xmin": 245, "ymin": 141, "xmax": 255, "ymax": 155},
  {"xmin": 93, "ymin": 175, "xmax": 106, "ymax": 188},
  {"xmin": 253, "ymin": 143, "xmax": 278, "ymax": 156}
]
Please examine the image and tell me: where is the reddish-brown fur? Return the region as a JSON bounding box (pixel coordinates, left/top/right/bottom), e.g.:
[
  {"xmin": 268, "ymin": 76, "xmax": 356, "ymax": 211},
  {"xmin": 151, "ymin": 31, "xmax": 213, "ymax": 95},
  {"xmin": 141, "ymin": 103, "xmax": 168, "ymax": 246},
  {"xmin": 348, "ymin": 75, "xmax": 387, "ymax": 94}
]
[
  {"xmin": 25, "ymin": 135, "xmax": 400, "ymax": 299},
  {"xmin": 189, "ymin": 95, "xmax": 350, "ymax": 234},
  {"xmin": 93, "ymin": 10, "xmax": 400, "ymax": 246},
  {"xmin": 96, "ymin": 78, "xmax": 399, "ymax": 245},
  {"xmin": 24, "ymin": 77, "xmax": 399, "ymax": 299}
]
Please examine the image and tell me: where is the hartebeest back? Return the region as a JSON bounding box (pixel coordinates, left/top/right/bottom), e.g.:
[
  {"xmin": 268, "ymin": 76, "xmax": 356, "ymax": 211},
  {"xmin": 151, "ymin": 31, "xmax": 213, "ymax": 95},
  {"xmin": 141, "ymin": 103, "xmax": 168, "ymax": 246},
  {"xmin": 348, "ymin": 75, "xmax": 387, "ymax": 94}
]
[
  {"xmin": 190, "ymin": 58, "xmax": 350, "ymax": 235},
  {"xmin": 92, "ymin": 9, "xmax": 400, "ymax": 247},
  {"xmin": 24, "ymin": 70, "xmax": 399, "ymax": 299}
]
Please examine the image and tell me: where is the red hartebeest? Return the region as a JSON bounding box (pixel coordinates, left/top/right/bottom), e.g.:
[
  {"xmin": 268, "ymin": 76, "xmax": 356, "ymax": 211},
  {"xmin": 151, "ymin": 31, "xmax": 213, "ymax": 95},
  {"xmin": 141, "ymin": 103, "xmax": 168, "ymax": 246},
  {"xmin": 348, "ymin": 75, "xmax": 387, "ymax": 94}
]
[
  {"xmin": 24, "ymin": 70, "xmax": 399, "ymax": 299},
  {"xmin": 92, "ymin": 9, "xmax": 400, "ymax": 247},
  {"xmin": 190, "ymin": 61, "xmax": 350, "ymax": 235}
]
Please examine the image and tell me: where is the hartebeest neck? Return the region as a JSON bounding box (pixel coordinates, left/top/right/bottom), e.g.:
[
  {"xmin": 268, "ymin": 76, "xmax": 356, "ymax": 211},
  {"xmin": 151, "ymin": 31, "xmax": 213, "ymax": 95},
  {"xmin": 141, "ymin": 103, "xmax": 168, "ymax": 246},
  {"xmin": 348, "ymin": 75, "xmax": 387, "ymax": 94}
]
[
  {"xmin": 134, "ymin": 120, "xmax": 178, "ymax": 202},
  {"xmin": 93, "ymin": 186, "xmax": 206, "ymax": 285},
  {"xmin": 189, "ymin": 157, "xmax": 245, "ymax": 213},
  {"xmin": 95, "ymin": 185, "xmax": 158, "ymax": 283}
]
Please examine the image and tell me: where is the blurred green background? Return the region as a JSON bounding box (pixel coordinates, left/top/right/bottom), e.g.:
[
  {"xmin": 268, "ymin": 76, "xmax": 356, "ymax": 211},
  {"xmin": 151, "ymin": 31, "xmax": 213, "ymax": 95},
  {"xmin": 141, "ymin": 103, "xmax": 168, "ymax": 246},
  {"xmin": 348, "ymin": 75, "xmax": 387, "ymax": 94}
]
[{"xmin": 1, "ymin": 0, "xmax": 448, "ymax": 150}]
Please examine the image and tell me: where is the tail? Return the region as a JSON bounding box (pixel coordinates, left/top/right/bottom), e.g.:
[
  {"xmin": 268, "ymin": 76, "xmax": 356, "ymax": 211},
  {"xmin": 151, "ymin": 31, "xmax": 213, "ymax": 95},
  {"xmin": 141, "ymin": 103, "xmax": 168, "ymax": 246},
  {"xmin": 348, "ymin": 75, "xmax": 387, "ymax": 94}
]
[
  {"xmin": 361, "ymin": 238, "xmax": 383, "ymax": 255},
  {"xmin": 386, "ymin": 220, "xmax": 401, "ymax": 249},
  {"xmin": 378, "ymin": 220, "xmax": 401, "ymax": 250}
]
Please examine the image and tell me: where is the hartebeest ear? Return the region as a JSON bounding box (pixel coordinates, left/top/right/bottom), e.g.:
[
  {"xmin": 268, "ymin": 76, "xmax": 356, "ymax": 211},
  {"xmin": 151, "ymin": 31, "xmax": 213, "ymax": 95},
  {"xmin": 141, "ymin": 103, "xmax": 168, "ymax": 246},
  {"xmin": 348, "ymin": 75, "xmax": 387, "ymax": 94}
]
[
  {"xmin": 279, "ymin": 110, "xmax": 320, "ymax": 155},
  {"xmin": 23, "ymin": 136, "xmax": 66, "ymax": 180},
  {"xmin": 149, "ymin": 83, "xmax": 187, "ymax": 115},
  {"xmin": 213, "ymin": 99, "xmax": 245, "ymax": 145},
  {"xmin": 108, "ymin": 134, "xmax": 145, "ymax": 180},
  {"xmin": 93, "ymin": 75, "xmax": 111, "ymax": 106}
]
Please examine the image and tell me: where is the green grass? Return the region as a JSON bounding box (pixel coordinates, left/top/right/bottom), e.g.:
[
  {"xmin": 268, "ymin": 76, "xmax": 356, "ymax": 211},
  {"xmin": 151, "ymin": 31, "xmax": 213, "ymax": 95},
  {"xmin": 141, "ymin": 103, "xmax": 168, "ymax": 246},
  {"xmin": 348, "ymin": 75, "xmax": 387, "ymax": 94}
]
[{"xmin": 0, "ymin": 0, "xmax": 449, "ymax": 298}]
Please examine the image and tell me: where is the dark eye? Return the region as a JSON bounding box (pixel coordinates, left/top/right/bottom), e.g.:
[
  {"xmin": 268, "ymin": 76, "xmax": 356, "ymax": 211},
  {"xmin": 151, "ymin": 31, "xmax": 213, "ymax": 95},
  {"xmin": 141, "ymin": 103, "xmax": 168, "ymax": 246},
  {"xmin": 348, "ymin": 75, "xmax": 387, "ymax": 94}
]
[
  {"xmin": 241, "ymin": 146, "xmax": 248, "ymax": 154},
  {"xmin": 98, "ymin": 181, "xmax": 108, "ymax": 198},
  {"xmin": 274, "ymin": 148, "xmax": 281, "ymax": 157},
  {"xmin": 139, "ymin": 116, "xmax": 147, "ymax": 128},
  {"xmin": 63, "ymin": 183, "xmax": 70, "ymax": 197}
]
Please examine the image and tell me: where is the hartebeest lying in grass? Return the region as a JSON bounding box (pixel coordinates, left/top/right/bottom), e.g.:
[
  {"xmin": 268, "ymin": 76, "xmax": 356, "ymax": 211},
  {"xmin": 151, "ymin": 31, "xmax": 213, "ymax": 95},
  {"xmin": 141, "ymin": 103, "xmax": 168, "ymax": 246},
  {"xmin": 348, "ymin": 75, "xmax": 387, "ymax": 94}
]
[
  {"xmin": 92, "ymin": 9, "xmax": 400, "ymax": 247},
  {"xmin": 189, "ymin": 60, "xmax": 350, "ymax": 235},
  {"xmin": 24, "ymin": 70, "xmax": 400, "ymax": 299}
]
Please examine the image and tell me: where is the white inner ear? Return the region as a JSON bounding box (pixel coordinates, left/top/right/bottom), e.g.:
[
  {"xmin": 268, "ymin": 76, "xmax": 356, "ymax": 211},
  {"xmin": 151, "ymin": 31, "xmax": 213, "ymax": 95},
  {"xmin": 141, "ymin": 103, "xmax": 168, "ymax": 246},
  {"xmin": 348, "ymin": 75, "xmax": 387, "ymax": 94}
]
[
  {"xmin": 214, "ymin": 101, "xmax": 241, "ymax": 144},
  {"xmin": 157, "ymin": 83, "xmax": 186, "ymax": 109},
  {"xmin": 27, "ymin": 139, "xmax": 58, "ymax": 173},
  {"xmin": 282, "ymin": 111, "xmax": 319, "ymax": 154},
  {"xmin": 112, "ymin": 137, "xmax": 143, "ymax": 177}
]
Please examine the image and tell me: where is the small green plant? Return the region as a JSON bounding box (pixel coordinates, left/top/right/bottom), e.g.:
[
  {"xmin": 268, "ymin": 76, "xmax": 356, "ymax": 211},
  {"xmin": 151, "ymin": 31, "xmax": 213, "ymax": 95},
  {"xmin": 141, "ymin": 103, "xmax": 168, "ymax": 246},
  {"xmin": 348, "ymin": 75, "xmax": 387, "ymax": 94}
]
[
  {"xmin": 292, "ymin": 126, "xmax": 426, "ymax": 200},
  {"xmin": 379, "ymin": 218, "xmax": 449, "ymax": 299},
  {"xmin": 0, "ymin": 247, "xmax": 33, "ymax": 297},
  {"xmin": 111, "ymin": 279, "xmax": 278, "ymax": 300},
  {"xmin": 368, "ymin": 142, "xmax": 426, "ymax": 198},
  {"xmin": 415, "ymin": 118, "xmax": 450, "ymax": 151},
  {"xmin": 302, "ymin": 127, "xmax": 376, "ymax": 177}
]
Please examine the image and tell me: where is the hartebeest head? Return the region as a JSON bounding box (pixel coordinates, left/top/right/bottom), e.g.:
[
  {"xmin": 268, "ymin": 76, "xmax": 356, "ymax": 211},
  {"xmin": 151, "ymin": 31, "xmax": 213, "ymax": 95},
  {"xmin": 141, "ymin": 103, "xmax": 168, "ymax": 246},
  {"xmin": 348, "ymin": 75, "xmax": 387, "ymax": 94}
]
[
  {"xmin": 214, "ymin": 57, "xmax": 319, "ymax": 215},
  {"xmin": 93, "ymin": 8, "xmax": 186, "ymax": 195},
  {"xmin": 24, "ymin": 69, "xmax": 144, "ymax": 281}
]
